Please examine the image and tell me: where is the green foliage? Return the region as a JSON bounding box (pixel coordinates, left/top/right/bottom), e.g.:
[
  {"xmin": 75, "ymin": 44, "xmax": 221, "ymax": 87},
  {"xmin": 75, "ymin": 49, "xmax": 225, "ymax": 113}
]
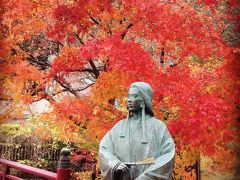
[
  {"xmin": 17, "ymin": 158, "xmax": 50, "ymax": 169},
  {"xmin": 0, "ymin": 123, "xmax": 20, "ymax": 136}
]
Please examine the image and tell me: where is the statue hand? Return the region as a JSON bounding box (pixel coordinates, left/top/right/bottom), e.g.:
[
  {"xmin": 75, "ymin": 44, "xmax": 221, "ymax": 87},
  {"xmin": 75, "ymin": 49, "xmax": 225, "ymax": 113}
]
[
  {"xmin": 116, "ymin": 163, "xmax": 130, "ymax": 173},
  {"xmin": 113, "ymin": 163, "xmax": 131, "ymax": 180}
]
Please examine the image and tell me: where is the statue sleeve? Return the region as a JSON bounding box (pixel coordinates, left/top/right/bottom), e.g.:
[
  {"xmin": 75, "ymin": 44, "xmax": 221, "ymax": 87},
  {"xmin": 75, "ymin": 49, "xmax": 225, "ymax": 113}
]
[
  {"xmin": 99, "ymin": 129, "xmax": 121, "ymax": 180},
  {"xmin": 136, "ymin": 125, "xmax": 175, "ymax": 180}
]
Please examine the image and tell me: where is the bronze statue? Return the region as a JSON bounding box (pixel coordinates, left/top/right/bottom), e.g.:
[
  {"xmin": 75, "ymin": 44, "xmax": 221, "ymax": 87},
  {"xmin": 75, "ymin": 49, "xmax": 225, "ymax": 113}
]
[{"xmin": 99, "ymin": 82, "xmax": 175, "ymax": 180}]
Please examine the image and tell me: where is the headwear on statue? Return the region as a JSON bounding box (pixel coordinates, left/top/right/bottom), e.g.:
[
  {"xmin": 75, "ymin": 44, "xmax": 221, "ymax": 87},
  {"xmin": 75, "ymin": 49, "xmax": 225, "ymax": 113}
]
[{"xmin": 120, "ymin": 82, "xmax": 154, "ymax": 144}]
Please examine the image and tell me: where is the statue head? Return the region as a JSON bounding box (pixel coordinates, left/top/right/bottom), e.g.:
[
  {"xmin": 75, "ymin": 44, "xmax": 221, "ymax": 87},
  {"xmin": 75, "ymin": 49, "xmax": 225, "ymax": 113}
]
[
  {"xmin": 127, "ymin": 82, "xmax": 154, "ymax": 116},
  {"xmin": 121, "ymin": 82, "xmax": 154, "ymax": 143}
]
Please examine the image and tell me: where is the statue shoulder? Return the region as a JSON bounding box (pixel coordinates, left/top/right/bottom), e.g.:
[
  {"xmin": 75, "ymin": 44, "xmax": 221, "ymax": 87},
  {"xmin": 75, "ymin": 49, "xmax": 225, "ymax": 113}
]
[
  {"xmin": 111, "ymin": 118, "xmax": 127, "ymax": 130},
  {"xmin": 148, "ymin": 117, "xmax": 167, "ymax": 129},
  {"xmin": 101, "ymin": 118, "xmax": 127, "ymax": 141}
]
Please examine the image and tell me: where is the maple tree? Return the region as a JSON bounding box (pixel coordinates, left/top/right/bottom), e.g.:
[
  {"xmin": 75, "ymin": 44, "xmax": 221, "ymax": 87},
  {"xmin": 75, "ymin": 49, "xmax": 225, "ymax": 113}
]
[{"xmin": 0, "ymin": 0, "xmax": 239, "ymax": 178}]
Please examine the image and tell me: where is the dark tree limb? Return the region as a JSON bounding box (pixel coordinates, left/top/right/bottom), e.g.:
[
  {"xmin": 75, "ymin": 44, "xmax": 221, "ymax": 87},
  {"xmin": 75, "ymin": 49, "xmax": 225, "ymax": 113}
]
[
  {"xmin": 54, "ymin": 76, "xmax": 78, "ymax": 97},
  {"xmin": 90, "ymin": 16, "xmax": 100, "ymax": 26},
  {"xmin": 66, "ymin": 68, "xmax": 95, "ymax": 74},
  {"xmin": 160, "ymin": 47, "xmax": 165, "ymax": 64},
  {"xmin": 75, "ymin": 83, "xmax": 95, "ymax": 91},
  {"xmin": 28, "ymin": 54, "xmax": 51, "ymax": 68},
  {"xmin": 0, "ymin": 97, "xmax": 13, "ymax": 101},
  {"xmin": 121, "ymin": 23, "xmax": 133, "ymax": 39},
  {"xmin": 88, "ymin": 60, "xmax": 100, "ymax": 78},
  {"xmin": 84, "ymin": 71, "xmax": 97, "ymax": 81},
  {"xmin": 74, "ymin": 32, "xmax": 85, "ymax": 45}
]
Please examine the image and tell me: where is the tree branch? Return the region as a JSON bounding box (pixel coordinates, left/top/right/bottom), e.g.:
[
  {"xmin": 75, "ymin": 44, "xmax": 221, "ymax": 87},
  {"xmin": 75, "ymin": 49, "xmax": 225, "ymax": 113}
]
[
  {"xmin": 66, "ymin": 68, "xmax": 95, "ymax": 73},
  {"xmin": 31, "ymin": 89, "xmax": 69, "ymax": 103},
  {"xmin": 18, "ymin": 43, "xmax": 52, "ymax": 69},
  {"xmin": 88, "ymin": 60, "xmax": 100, "ymax": 78},
  {"xmin": 75, "ymin": 83, "xmax": 95, "ymax": 91},
  {"xmin": 160, "ymin": 47, "xmax": 165, "ymax": 64},
  {"xmin": 28, "ymin": 54, "xmax": 51, "ymax": 68},
  {"xmin": 54, "ymin": 76, "xmax": 78, "ymax": 97},
  {"xmin": 65, "ymin": 68, "xmax": 97, "ymax": 81},
  {"xmin": 74, "ymin": 32, "xmax": 85, "ymax": 45},
  {"xmin": 90, "ymin": 16, "xmax": 100, "ymax": 26},
  {"xmin": 121, "ymin": 23, "xmax": 133, "ymax": 39},
  {"xmin": 0, "ymin": 97, "xmax": 13, "ymax": 101},
  {"xmin": 84, "ymin": 71, "xmax": 96, "ymax": 81}
]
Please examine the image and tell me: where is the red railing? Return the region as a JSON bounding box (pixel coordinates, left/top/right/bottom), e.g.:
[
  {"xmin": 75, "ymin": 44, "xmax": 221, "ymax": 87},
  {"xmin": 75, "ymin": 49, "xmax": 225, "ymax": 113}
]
[{"xmin": 0, "ymin": 148, "xmax": 70, "ymax": 180}]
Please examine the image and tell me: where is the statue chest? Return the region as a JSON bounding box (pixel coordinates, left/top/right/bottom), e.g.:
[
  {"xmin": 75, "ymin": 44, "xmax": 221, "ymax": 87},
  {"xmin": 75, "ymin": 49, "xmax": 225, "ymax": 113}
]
[{"xmin": 113, "ymin": 123, "xmax": 159, "ymax": 163}]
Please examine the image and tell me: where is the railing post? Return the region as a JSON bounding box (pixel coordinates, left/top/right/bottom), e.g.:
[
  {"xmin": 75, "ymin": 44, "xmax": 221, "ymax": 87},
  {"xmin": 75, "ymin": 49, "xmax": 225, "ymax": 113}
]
[
  {"xmin": 2, "ymin": 164, "xmax": 10, "ymax": 180},
  {"xmin": 57, "ymin": 148, "xmax": 71, "ymax": 180}
]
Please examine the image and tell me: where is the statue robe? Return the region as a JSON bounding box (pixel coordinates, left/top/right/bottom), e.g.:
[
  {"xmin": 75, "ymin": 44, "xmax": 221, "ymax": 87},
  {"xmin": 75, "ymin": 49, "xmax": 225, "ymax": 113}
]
[{"xmin": 99, "ymin": 115, "xmax": 175, "ymax": 180}]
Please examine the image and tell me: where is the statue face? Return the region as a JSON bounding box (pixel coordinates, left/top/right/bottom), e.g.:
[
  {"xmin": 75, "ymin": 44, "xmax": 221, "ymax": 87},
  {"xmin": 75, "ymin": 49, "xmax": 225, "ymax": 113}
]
[{"xmin": 127, "ymin": 87, "xmax": 142, "ymax": 112}]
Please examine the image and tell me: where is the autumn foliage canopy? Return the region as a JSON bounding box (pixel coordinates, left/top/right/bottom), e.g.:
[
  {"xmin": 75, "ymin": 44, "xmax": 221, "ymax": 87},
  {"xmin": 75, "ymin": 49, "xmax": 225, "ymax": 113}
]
[{"xmin": 0, "ymin": 0, "xmax": 239, "ymax": 178}]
